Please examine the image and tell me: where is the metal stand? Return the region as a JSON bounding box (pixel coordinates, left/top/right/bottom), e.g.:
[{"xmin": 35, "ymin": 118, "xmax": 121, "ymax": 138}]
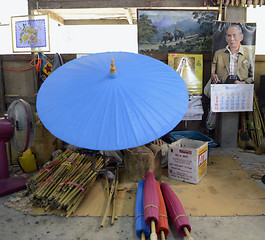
[{"xmin": 0, "ymin": 140, "xmax": 30, "ymax": 196}]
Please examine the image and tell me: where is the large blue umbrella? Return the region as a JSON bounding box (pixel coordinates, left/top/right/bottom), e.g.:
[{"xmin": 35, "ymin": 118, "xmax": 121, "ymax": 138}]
[
  {"xmin": 135, "ymin": 179, "xmax": 150, "ymax": 239},
  {"xmin": 37, "ymin": 52, "xmax": 188, "ymax": 151}
]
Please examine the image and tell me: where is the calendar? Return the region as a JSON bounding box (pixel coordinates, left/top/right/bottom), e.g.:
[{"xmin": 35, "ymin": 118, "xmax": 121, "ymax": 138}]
[{"xmin": 210, "ymin": 84, "xmax": 254, "ymax": 112}]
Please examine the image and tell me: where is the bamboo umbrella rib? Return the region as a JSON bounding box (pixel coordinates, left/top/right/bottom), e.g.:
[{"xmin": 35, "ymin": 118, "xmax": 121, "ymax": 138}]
[{"xmin": 101, "ymin": 170, "xmax": 117, "ymax": 227}]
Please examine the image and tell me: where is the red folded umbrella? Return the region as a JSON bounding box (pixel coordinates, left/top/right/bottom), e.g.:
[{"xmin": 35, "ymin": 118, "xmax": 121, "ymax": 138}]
[
  {"xmin": 143, "ymin": 171, "xmax": 159, "ymax": 240},
  {"xmin": 156, "ymin": 181, "xmax": 169, "ymax": 239},
  {"xmin": 160, "ymin": 181, "xmax": 193, "ymax": 239}
]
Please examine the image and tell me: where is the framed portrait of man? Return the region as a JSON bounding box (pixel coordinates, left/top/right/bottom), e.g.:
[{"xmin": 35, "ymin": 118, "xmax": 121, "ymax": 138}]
[
  {"xmin": 211, "ymin": 21, "xmax": 256, "ymax": 85},
  {"xmin": 205, "ymin": 21, "xmax": 256, "ymax": 112}
]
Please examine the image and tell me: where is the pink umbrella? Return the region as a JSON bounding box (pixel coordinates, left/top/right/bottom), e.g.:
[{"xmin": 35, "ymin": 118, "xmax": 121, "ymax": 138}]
[
  {"xmin": 143, "ymin": 171, "xmax": 159, "ymax": 240},
  {"xmin": 160, "ymin": 181, "xmax": 194, "ymax": 239}
]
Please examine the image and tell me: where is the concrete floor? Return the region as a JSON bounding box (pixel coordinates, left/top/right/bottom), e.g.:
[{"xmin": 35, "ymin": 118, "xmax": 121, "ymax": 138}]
[{"xmin": 0, "ymin": 147, "xmax": 265, "ymax": 240}]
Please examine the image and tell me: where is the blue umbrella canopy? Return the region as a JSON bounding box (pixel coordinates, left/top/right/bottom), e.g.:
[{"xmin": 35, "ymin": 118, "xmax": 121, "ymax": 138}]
[
  {"xmin": 37, "ymin": 52, "xmax": 188, "ymax": 151},
  {"xmin": 135, "ymin": 179, "xmax": 150, "ymax": 239}
]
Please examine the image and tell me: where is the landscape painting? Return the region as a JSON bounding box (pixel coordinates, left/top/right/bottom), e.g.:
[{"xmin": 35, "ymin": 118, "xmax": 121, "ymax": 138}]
[{"xmin": 137, "ymin": 9, "xmax": 219, "ymax": 53}]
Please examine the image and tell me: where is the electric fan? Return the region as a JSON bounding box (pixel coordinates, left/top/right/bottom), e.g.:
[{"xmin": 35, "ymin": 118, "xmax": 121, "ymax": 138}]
[{"xmin": 0, "ymin": 99, "xmax": 35, "ymax": 196}]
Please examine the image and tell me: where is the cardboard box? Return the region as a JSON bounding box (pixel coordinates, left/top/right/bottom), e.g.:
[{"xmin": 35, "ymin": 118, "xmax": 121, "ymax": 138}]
[{"xmin": 168, "ymin": 139, "xmax": 208, "ymax": 184}]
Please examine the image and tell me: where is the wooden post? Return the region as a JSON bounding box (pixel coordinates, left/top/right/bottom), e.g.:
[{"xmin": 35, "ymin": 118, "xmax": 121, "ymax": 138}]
[{"xmin": 0, "ymin": 60, "xmax": 6, "ymax": 115}]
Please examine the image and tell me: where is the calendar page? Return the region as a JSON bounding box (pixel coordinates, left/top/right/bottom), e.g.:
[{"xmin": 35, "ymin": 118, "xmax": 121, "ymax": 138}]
[{"xmin": 210, "ymin": 84, "xmax": 254, "ymax": 112}]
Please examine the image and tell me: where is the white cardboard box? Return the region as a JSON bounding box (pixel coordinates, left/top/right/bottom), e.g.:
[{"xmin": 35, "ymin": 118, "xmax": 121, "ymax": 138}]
[{"xmin": 168, "ymin": 139, "xmax": 208, "ymax": 184}]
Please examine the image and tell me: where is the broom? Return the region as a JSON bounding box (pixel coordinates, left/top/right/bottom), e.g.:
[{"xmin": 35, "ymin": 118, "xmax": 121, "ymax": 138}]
[
  {"xmin": 247, "ymin": 112, "xmax": 258, "ymax": 146},
  {"xmin": 253, "ymin": 94, "xmax": 265, "ymax": 154},
  {"xmin": 238, "ymin": 112, "xmax": 257, "ymax": 151}
]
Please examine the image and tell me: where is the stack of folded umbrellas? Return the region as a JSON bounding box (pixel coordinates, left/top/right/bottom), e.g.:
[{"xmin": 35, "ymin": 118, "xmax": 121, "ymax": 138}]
[{"xmin": 135, "ymin": 170, "xmax": 194, "ymax": 239}]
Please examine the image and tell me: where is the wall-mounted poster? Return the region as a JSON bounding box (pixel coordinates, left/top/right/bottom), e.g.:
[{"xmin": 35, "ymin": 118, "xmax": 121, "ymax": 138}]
[
  {"xmin": 168, "ymin": 53, "xmax": 204, "ymax": 120},
  {"xmin": 168, "ymin": 53, "xmax": 203, "ymax": 95},
  {"xmin": 204, "ymin": 21, "xmax": 256, "ymax": 112},
  {"xmin": 11, "ymin": 15, "xmax": 50, "ymax": 52},
  {"xmin": 137, "ymin": 9, "xmax": 219, "ymax": 53},
  {"xmin": 211, "ymin": 84, "xmax": 254, "ymax": 112}
]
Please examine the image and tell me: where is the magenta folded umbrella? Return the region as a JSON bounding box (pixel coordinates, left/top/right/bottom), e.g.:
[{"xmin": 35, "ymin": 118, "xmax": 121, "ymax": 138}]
[
  {"xmin": 143, "ymin": 171, "xmax": 159, "ymax": 240},
  {"xmin": 160, "ymin": 181, "xmax": 191, "ymax": 237},
  {"xmin": 143, "ymin": 171, "xmax": 159, "ymax": 226}
]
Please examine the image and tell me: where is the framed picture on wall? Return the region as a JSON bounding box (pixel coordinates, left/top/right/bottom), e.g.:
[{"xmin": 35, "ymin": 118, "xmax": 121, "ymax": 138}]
[
  {"xmin": 11, "ymin": 14, "xmax": 50, "ymax": 52},
  {"xmin": 168, "ymin": 53, "xmax": 203, "ymax": 95},
  {"xmin": 137, "ymin": 9, "xmax": 219, "ymax": 53}
]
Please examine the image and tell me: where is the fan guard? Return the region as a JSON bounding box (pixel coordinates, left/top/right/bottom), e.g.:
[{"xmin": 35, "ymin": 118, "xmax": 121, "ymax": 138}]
[
  {"xmin": 0, "ymin": 99, "xmax": 35, "ymax": 196},
  {"xmin": 7, "ymin": 99, "xmax": 35, "ymax": 153}
]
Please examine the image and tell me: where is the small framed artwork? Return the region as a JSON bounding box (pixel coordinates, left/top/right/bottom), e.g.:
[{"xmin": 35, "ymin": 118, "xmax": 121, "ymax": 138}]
[
  {"xmin": 168, "ymin": 53, "xmax": 203, "ymax": 95},
  {"xmin": 137, "ymin": 9, "xmax": 219, "ymax": 53},
  {"xmin": 11, "ymin": 14, "xmax": 50, "ymax": 52}
]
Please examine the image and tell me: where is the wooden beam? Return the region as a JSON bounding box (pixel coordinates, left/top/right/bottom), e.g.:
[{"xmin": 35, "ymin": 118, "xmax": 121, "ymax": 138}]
[
  {"xmin": 125, "ymin": 8, "xmax": 133, "ymax": 25},
  {"xmin": 38, "ymin": 10, "xmax": 65, "ymax": 25},
  {"xmin": 64, "ymin": 19, "xmax": 130, "ymax": 25},
  {"xmin": 36, "ymin": 0, "xmax": 210, "ymax": 9}
]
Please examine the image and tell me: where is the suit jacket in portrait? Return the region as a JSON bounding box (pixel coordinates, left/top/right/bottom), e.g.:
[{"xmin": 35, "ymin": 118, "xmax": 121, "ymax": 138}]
[{"xmin": 211, "ymin": 45, "xmax": 254, "ymax": 84}]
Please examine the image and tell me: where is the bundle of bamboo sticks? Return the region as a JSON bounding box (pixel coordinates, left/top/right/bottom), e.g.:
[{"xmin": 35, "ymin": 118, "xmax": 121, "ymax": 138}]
[
  {"xmin": 26, "ymin": 149, "xmax": 105, "ymax": 217},
  {"xmin": 240, "ymin": 93, "xmax": 265, "ymax": 154}
]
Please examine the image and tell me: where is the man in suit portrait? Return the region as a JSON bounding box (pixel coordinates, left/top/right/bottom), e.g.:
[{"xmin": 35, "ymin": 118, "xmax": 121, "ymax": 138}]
[
  {"xmin": 211, "ymin": 24, "xmax": 254, "ymax": 85},
  {"xmin": 204, "ymin": 24, "xmax": 254, "ymax": 97}
]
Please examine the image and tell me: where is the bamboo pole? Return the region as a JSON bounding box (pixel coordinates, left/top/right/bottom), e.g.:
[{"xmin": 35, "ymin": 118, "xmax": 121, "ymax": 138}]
[
  {"xmin": 27, "ymin": 150, "xmax": 105, "ymax": 216},
  {"xmin": 111, "ymin": 167, "xmax": 119, "ymax": 224},
  {"xmin": 101, "ymin": 172, "xmax": 116, "ymax": 227}
]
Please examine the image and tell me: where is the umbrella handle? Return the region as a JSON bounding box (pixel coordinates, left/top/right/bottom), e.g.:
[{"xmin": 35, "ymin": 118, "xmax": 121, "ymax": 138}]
[
  {"xmin": 141, "ymin": 231, "xmax": 146, "ymax": 240},
  {"xmin": 160, "ymin": 230, "xmax": 165, "ymax": 240},
  {"xmin": 150, "ymin": 220, "xmax": 158, "ymax": 240},
  {"xmin": 150, "ymin": 233, "xmax": 157, "ymax": 240},
  {"xmin": 184, "ymin": 227, "xmax": 194, "ymax": 240}
]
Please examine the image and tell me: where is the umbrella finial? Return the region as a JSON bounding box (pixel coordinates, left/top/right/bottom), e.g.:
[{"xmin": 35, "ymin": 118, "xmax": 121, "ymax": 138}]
[{"xmin": 110, "ymin": 59, "xmax": 117, "ymax": 74}]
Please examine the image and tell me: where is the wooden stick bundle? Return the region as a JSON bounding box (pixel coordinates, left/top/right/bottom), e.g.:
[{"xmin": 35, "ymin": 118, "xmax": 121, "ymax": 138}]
[
  {"xmin": 26, "ymin": 150, "xmax": 105, "ymax": 217},
  {"xmin": 253, "ymin": 95, "xmax": 264, "ymax": 148}
]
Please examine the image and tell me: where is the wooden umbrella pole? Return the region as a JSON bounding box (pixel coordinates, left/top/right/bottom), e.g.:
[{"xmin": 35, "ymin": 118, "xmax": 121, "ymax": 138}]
[
  {"xmin": 35, "ymin": 153, "xmax": 77, "ymax": 197},
  {"xmin": 28, "ymin": 152, "xmax": 105, "ymax": 216},
  {"xmin": 57, "ymin": 154, "xmax": 85, "ymax": 186},
  {"xmin": 101, "ymin": 172, "xmax": 116, "ymax": 227},
  {"xmin": 160, "ymin": 230, "xmax": 165, "ymax": 240},
  {"xmin": 61, "ymin": 166, "xmax": 102, "ymax": 207},
  {"xmin": 66, "ymin": 176, "xmax": 96, "ymax": 213},
  {"xmin": 61, "ymin": 162, "xmax": 93, "ymax": 191},
  {"xmin": 58, "ymin": 166, "xmax": 100, "ymax": 211},
  {"xmin": 66, "ymin": 192, "xmax": 84, "ymax": 217},
  {"xmin": 105, "ymin": 171, "xmax": 109, "ymax": 196},
  {"xmin": 59, "ymin": 160, "xmax": 103, "ymax": 205},
  {"xmin": 141, "ymin": 231, "xmax": 146, "ymax": 240},
  {"xmin": 66, "ymin": 174, "xmax": 98, "ymax": 217},
  {"xmin": 150, "ymin": 220, "xmax": 157, "ymax": 240},
  {"xmin": 111, "ymin": 167, "xmax": 119, "ymax": 224},
  {"xmin": 59, "ymin": 175, "xmax": 90, "ymax": 206},
  {"xmin": 65, "ymin": 176, "xmax": 94, "ymax": 217},
  {"xmin": 184, "ymin": 227, "xmax": 194, "ymax": 240}
]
